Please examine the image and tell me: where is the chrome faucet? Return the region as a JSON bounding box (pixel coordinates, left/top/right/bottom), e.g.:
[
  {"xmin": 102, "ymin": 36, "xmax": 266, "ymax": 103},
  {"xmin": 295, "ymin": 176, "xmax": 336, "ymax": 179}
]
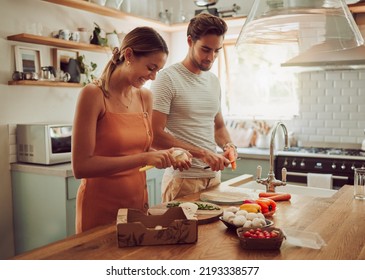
[{"xmin": 256, "ymin": 121, "xmax": 289, "ymax": 192}]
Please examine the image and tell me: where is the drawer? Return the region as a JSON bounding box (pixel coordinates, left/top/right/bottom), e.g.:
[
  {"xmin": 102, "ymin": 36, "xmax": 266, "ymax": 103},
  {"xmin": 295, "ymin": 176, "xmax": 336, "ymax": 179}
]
[{"xmin": 67, "ymin": 177, "xmax": 80, "ymax": 200}]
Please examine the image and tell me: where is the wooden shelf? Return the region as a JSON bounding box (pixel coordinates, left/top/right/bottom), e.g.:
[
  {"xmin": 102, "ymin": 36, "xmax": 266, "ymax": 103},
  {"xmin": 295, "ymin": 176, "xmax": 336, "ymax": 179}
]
[
  {"xmin": 7, "ymin": 33, "xmax": 110, "ymax": 53},
  {"xmin": 349, "ymin": 3, "xmax": 365, "ymax": 14},
  {"xmin": 8, "ymin": 80, "xmax": 82, "ymax": 87},
  {"xmin": 43, "ymin": 0, "xmax": 173, "ymax": 32},
  {"xmin": 43, "ymin": 0, "xmax": 246, "ymax": 32}
]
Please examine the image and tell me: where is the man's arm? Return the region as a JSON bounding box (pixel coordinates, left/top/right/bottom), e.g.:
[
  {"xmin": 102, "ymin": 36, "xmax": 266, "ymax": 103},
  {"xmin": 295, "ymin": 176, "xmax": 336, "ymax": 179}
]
[{"xmin": 152, "ymin": 110, "xmax": 231, "ymax": 171}]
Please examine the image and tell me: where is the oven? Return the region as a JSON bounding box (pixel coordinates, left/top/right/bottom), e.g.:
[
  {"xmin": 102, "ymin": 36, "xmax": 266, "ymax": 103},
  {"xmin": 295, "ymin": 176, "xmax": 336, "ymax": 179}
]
[{"xmin": 275, "ymin": 147, "xmax": 365, "ymax": 190}]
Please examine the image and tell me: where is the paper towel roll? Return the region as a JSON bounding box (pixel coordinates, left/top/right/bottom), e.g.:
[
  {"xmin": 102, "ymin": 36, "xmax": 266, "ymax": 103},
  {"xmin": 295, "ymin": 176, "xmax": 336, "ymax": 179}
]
[{"xmin": 307, "ymin": 173, "xmax": 333, "ymax": 189}]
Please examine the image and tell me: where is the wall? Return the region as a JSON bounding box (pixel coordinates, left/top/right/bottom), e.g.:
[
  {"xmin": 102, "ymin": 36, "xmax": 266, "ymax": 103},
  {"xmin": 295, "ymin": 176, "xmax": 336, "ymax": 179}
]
[{"xmin": 287, "ymin": 71, "xmax": 365, "ymax": 145}]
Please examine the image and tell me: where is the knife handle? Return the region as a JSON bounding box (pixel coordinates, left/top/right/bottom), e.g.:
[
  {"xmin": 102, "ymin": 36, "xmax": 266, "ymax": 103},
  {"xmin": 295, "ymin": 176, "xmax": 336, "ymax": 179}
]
[{"xmin": 139, "ymin": 165, "xmax": 154, "ymax": 172}]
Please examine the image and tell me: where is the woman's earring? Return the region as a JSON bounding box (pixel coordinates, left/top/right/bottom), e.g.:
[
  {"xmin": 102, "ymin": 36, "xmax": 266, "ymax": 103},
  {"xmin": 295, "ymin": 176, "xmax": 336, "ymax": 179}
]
[{"xmin": 127, "ymin": 61, "xmax": 130, "ymax": 66}]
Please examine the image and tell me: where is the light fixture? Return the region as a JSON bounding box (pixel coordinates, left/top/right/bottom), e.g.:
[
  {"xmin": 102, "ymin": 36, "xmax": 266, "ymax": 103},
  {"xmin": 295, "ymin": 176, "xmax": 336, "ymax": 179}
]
[{"xmin": 236, "ymin": 0, "xmax": 365, "ymax": 70}]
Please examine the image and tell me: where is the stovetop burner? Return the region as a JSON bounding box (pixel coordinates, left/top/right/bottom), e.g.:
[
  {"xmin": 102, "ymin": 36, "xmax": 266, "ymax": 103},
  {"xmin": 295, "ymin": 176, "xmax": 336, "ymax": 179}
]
[
  {"xmin": 285, "ymin": 147, "xmax": 365, "ymax": 156},
  {"xmin": 278, "ymin": 146, "xmax": 365, "ymax": 159}
]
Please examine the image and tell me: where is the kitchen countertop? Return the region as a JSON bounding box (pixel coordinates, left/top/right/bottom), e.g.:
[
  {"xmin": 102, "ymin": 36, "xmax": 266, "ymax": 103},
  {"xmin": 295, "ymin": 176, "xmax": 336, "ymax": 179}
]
[
  {"xmin": 11, "ymin": 175, "xmax": 365, "ymax": 260},
  {"xmin": 11, "ymin": 162, "xmax": 73, "ymax": 177}
]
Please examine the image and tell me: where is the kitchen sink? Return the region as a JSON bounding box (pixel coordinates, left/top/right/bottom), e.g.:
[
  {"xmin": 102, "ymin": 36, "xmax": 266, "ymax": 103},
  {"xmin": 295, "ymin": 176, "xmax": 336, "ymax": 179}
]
[{"xmin": 234, "ymin": 181, "xmax": 337, "ymax": 198}]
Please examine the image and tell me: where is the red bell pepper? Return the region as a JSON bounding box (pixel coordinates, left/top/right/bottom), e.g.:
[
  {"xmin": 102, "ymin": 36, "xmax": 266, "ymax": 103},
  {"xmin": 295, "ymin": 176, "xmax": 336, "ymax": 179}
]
[{"xmin": 255, "ymin": 198, "xmax": 277, "ymax": 214}]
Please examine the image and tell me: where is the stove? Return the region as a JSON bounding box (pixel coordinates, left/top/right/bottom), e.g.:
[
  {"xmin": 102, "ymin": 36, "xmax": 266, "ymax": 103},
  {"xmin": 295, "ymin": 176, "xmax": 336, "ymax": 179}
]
[{"xmin": 275, "ymin": 147, "xmax": 365, "ymax": 189}]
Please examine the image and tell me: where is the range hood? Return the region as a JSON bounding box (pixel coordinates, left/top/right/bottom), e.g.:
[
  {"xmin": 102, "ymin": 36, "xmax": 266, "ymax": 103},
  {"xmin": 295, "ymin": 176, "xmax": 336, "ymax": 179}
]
[
  {"xmin": 236, "ymin": 0, "xmax": 365, "ymax": 70},
  {"xmin": 281, "ymin": 42, "xmax": 365, "ymax": 70}
]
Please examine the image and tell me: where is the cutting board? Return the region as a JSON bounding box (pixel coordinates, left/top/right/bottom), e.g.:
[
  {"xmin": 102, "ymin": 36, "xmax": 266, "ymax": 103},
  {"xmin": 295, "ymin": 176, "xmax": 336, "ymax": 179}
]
[
  {"xmin": 199, "ymin": 189, "xmax": 254, "ymax": 205},
  {"xmin": 148, "ymin": 201, "xmax": 223, "ymax": 225}
]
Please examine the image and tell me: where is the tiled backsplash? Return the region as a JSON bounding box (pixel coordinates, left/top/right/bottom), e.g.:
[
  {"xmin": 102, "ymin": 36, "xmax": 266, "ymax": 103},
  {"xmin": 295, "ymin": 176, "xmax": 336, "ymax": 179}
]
[{"xmin": 286, "ymin": 70, "xmax": 365, "ymax": 146}]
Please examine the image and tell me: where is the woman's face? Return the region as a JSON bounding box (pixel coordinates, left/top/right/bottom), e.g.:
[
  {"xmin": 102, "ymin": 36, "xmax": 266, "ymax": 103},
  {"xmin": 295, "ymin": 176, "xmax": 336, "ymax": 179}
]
[{"xmin": 128, "ymin": 51, "xmax": 168, "ymax": 88}]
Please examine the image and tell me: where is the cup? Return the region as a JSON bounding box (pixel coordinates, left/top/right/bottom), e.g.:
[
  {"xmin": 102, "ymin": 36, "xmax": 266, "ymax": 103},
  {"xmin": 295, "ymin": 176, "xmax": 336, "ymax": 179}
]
[
  {"xmin": 354, "ymin": 167, "xmax": 365, "ymax": 200},
  {"xmin": 70, "ymin": 31, "xmax": 80, "ymax": 42},
  {"xmin": 59, "ymin": 29, "xmax": 71, "ymax": 40}
]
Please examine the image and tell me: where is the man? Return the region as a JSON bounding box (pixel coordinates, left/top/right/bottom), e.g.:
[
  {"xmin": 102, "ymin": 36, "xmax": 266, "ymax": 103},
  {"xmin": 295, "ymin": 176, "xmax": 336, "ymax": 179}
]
[{"xmin": 151, "ymin": 13, "xmax": 237, "ymax": 202}]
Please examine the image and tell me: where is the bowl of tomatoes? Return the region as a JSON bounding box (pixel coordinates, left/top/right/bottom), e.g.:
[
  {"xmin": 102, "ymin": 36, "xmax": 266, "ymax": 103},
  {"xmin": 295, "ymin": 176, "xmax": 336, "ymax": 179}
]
[{"xmin": 237, "ymin": 227, "xmax": 285, "ymax": 250}]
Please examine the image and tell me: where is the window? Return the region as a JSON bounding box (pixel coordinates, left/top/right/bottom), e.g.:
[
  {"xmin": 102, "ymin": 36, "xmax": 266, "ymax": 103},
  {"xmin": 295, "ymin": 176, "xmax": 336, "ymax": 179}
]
[{"xmin": 218, "ymin": 40, "xmax": 300, "ymax": 120}]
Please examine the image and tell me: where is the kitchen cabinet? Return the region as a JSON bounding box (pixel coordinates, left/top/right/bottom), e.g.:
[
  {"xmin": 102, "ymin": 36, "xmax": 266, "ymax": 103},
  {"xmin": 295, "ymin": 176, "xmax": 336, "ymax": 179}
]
[
  {"xmin": 11, "ymin": 170, "xmax": 79, "ymax": 254},
  {"xmin": 11, "ymin": 163, "xmax": 164, "ymax": 254},
  {"xmin": 146, "ymin": 168, "xmax": 164, "ymax": 206},
  {"xmin": 221, "ymin": 158, "xmax": 270, "ymax": 181}
]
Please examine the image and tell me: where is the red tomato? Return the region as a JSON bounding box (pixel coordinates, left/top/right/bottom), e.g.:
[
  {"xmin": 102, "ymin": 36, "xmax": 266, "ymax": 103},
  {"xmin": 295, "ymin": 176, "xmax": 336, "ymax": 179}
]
[{"xmin": 243, "ymin": 231, "xmax": 251, "ymax": 238}]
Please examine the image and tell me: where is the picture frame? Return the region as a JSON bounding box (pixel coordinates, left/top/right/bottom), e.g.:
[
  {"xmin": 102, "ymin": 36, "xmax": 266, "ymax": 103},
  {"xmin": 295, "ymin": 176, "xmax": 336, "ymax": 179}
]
[
  {"xmin": 14, "ymin": 46, "xmax": 42, "ymax": 73},
  {"xmin": 52, "ymin": 48, "xmax": 79, "ymax": 71},
  {"xmin": 52, "ymin": 48, "xmax": 80, "ymax": 83}
]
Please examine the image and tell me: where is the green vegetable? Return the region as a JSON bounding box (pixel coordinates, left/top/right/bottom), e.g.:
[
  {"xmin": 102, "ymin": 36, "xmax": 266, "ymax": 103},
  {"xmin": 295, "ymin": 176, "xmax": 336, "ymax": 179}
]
[{"xmin": 166, "ymin": 202, "xmax": 220, "ymax": 211}]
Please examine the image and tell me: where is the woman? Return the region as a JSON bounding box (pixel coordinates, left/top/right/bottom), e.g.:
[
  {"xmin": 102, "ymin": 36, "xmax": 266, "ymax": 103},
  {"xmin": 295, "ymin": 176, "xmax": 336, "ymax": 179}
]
[{"xmin": 72, "ymin": 27, "xmax": 191, "ymax": 233}]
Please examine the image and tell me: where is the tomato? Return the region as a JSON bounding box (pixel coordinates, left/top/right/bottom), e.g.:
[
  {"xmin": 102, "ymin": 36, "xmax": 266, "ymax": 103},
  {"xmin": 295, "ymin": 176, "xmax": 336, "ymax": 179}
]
[
  {"xmin": 243, "ymin": 231, "xmax": 251, "ymax": 238},
  {"xmin": 242, "ymin": 228, "xmax": 280, "ymax": 239}
]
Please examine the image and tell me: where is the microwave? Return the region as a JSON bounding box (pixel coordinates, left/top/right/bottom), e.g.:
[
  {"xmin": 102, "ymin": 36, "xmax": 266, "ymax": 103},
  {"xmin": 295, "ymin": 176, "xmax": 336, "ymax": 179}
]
[{"xmin": 16, "ymin": 123, "xmax": 72, "ymax": 165}]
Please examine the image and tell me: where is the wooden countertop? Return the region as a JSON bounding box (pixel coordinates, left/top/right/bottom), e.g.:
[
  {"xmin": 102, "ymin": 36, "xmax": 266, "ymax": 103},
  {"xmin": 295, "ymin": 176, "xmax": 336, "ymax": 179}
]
[{"xmin": 12, "ymin": 180, "xmax": 365, "ymax": 260}]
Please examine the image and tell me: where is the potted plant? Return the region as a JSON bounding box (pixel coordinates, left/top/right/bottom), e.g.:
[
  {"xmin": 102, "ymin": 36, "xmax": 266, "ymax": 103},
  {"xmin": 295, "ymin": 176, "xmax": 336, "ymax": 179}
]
[
  {"xmin": 90, "ymin": 22, "xmax": 108, "ymax": 47},
  {"xmin": 77, "ymin": 54, "xmax": 97, "ymax": 85}
]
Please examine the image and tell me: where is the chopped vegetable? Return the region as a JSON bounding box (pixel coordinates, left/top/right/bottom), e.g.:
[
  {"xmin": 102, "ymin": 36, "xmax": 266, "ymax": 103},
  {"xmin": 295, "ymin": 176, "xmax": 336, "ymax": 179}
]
[{"xmin": 166, "ymin": 201, "xmax": 220, "ymax": 210}]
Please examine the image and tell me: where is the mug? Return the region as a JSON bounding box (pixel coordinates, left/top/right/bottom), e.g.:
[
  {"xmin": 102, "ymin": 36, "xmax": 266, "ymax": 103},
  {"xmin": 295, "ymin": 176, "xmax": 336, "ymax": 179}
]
[
  {"xmin": 59, "ymin": 29, "xmax": 71, "ymax": 40},
  {"xmin": 70, "ymin": 31, "xmax": 80, "ymax": 42},
  {"xmin": 354, "ymin": 167, "xmax": 365, "ymax": 200}
]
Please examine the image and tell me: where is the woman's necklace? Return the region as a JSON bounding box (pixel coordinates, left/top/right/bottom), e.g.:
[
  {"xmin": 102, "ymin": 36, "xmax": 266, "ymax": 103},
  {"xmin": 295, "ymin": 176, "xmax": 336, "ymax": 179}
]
[{"xmin": 119, "ymin": 90, "xmax": 133, "ymax": 109}]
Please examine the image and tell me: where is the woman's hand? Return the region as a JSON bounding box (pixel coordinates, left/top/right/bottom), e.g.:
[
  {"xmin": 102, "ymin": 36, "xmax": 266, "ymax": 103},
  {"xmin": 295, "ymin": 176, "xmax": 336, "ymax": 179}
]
[{"xmin": 171, "ymin": 148, "xmax": 192, "ymax": 171}]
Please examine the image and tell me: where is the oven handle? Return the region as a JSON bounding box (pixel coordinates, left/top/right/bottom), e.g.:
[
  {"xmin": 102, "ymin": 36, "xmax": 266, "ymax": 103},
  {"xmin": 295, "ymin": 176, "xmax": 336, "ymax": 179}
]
[{"xmin": 286, "ymin": 171, "xmax": 349, "ymax": 181}]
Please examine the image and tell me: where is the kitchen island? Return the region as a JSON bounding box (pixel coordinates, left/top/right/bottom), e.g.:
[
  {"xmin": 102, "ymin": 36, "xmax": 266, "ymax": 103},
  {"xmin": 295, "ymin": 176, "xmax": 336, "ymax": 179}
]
[{"xmin": 12, "ymin": 176, "xmax": 365, "ymax": 260}]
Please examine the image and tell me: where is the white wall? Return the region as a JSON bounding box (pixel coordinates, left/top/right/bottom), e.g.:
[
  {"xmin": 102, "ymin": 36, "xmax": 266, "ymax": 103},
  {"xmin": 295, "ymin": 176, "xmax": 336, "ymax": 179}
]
[{"xmin": 287, "ymin": 71, "xmax": 365, "ymax": 145}]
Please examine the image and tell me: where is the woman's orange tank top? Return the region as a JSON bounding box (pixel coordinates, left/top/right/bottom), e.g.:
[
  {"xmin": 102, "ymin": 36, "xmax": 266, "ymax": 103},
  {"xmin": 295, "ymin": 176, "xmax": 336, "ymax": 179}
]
[{"xmin": 75, "ymin": 90, "xmax": 152, "ymax": 233}]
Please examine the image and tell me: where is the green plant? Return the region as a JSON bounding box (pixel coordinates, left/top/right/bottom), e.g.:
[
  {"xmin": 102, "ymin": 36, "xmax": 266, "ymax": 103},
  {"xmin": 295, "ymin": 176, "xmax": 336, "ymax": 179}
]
[
  {"xmin": 77, "ymin": 55, "xmax": 97, "ymax": 85},
  {"xmin": 90, "ymin": 22, "xmax": 108, "ymax": 47}
]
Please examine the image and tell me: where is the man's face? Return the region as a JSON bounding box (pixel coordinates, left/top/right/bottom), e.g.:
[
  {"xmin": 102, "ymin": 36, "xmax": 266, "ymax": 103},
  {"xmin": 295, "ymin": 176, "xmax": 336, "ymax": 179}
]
[{"xmin": 189, "ymin": 34, "xmax": 224, "ymax": 71}]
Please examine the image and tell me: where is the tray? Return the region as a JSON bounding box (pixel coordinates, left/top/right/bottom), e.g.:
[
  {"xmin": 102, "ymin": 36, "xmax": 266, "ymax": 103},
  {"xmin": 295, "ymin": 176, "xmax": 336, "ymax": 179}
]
[{"xmin": 148, "ymin": 201, "xmax": 223, "ymax": 225}]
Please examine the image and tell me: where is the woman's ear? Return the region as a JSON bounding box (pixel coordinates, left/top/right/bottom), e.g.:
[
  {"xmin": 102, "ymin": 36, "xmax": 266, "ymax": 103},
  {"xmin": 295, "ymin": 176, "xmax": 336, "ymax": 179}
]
[{"xmin": 124, "ymin": 47, "xmax": 133, "ymax": 62}]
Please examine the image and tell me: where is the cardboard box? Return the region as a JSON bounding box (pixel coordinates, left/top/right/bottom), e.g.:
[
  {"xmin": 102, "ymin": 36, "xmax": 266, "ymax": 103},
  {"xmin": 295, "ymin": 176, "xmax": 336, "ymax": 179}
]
[{"xmin": 116, "ymin": 207, "xmax": 198, "ymax": 247}]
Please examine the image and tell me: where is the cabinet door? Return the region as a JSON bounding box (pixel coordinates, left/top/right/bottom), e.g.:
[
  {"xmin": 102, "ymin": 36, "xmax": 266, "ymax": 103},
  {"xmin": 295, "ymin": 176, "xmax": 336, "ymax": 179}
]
[
  {"xmin": 66, "ymin": 177, "xmax": 80, "ymax": 236},
  {"xmin": 11, "ymin": 171, "xmax": 68, "ymax": 254},
  {"xmin": 221, "ymin": 159, "xmax": 270, "ymax": 181},
  {"xmin": 146, "ymin": 168, "xmax": 164, "ymax": 206}
]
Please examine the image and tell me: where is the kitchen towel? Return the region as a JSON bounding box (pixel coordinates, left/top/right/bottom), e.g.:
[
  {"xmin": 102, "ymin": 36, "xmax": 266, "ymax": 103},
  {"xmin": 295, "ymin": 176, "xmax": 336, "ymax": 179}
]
[{"xmin": 307, "ymin": 173, "xmax": 333, "ymax": 189}]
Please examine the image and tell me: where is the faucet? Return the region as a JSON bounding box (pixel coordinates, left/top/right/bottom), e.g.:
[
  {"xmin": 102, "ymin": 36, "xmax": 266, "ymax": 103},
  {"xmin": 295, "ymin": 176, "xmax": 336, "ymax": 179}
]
[{"xmin": 256, "ymin": 121, "xmax": 289, "ymax": 192}]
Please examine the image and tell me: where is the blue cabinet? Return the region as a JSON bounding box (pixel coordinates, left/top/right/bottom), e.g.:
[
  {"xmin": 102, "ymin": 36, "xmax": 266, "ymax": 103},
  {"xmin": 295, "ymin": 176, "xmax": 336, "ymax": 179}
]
[
  {"xmin": 11, "ymin": 171, "xmax": 79, "ymax": 255},
  {"xmin": 146, "ymin": 168, "xmax": 164, "ymax": 206},
  {"xmin": 11, "ymin": 166, "xmax": 164, "ymax": 255},
  {"xmin": 221, "ymin": 158, "xmax": 270, "ymax": 181}
]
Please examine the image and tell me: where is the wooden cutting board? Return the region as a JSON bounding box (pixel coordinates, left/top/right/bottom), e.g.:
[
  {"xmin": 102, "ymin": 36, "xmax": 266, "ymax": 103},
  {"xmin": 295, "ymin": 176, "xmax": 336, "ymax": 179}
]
[
  {"xmin": 199, "ymin": 189, "xmax": 254, "ymax": 205},
  {"xmin": 148, "ymin": 201, "xmax": 223, "ymax": 225}
]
